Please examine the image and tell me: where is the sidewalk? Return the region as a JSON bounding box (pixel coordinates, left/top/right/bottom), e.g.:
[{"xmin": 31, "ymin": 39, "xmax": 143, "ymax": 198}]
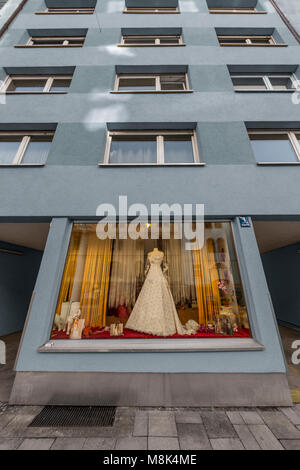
[{"xmin": 1, "ymin": 403, "xmax": 300, "ymax": 450}]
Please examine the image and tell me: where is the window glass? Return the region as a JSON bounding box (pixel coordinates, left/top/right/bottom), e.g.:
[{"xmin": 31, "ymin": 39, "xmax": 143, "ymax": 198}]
[
  {"xmin": 32, "ymin": 39, "xmax": 63, "ymax": 45},
  {"xmin": 249, "ymin": 133, "xmax": 298, "ymax": 162},
  {"xmin": 123, "ymin": 37, "xmax": 156, "ymax": 44},
  {"xmin": 159, "ymin": 37, "xmax": 180, "ymax": 44},
  {"xmin": 21, "ymin": 136, "xmax": 52, "ymax": 164},
  {"xmin": 231, "ymin": 76, "xmax": 267, "ymax": 90},
  {"xmin": 250, "ymin": 38, "xmax": 271, "ymax": 44},
  {"xmin": 6, "ymin": 79, "xmax": 46, "ymax": 92},
  {"xmin": 219, "ymin": 38, "xmax": 247, "ymax": 44},
  {"xmin": 50, "ymin": 78, "xmax": 71, "ymax": 92},
  {"xmin": 118, "ymin": 77, "xmax": 156, "ymax": 91},
  {"xmin": 164, "ymin": 135, "xmax": 194, "ymax": 163},
  {"xmin": 51, "ymin": 222, "xmax": 251, "ymax": 340},
  {"xmin": 268, "ymin": 76, "xmax": 296, "ymax": 90},
  {"xmin": 109, "ymin": 135, "xmax": 157, "ymax": 164},
  {"xmin": 0, "ymin": 137, "xmax": 21, "ymax": 164},
  {"xmin": 160, "ymin": 75, "xmax": 186, "ymax": 91}
]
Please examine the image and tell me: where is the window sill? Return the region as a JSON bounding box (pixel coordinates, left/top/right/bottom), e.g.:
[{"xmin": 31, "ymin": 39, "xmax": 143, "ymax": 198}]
[
  {"xmin": 99, "ymin": 163, "xmax": 206, "ymax": 167},
  {"xmin": 38, "ymin": 337, "xmax": 264, "ymax": 353},
  {"xmin": 210, "ymin": 11, "xmax": 267, "ymax": 14},
  {"xmin": 2, "ymin": 92, "xmax": 68, "ymax": 95},
  {"xmin": 0, "ymin": 164, "xmax": 46, "ymax": 167},
  {"xmin": 35, "ymin": 11, "xmax": 94, "ymax": 15},
  {"xmin": 220, "ymin": 44, "xmax": 288, "ymax": 47},
  {"xmin": 123, "ymin": 11, "xmax": 180, "ymax": 14},
  {"xmin": 235, "ymin": 90, "xmax": 296, "ymax": 93},
  {"xmin": 256, "ymin": 162, "xmax": 300, "ymax": 165},
  {"xmin": 110, "ymin": 90, "xmax": 193, "ymax": 94},
  {"xmin": 117, "ymin": 44, "xmax": 186, "ymax": 47},
  {"xmin": 14, "ymin": 45, "xmax": 83, "ymax": 48}
]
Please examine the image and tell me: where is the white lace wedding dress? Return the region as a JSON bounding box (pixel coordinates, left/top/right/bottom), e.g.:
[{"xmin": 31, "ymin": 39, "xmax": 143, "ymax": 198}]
[{"xmin": 126, "ymin": 248, "xmax": 198, "ymax": 337}]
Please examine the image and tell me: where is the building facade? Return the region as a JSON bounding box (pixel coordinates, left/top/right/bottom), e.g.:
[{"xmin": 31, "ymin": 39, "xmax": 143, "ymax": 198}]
[{"xmin": 0, "ymin": 0, "xmax": 300, "ymax": 406}]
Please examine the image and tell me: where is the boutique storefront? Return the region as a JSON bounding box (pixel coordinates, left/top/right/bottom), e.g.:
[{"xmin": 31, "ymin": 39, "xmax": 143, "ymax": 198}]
[{"xmin": 9, "ymin": 217, "xmax": 292, "ymax": 407}]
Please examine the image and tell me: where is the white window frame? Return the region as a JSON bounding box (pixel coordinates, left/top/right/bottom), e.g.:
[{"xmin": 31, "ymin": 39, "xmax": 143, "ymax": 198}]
[
  {"xmin": 231, "ymin": 73, "xmax": 300, "ymax": 91},
  {"xmin": 218, "ymin": 35, "xmax": 277, "ymax": 46},
  {"xmin": 119, "ymin": 34, "xmax": 184, "ymax": 46},
  {"xmin": 0, "ymin": 131, "xmax": 54, "ymax": 166},
  {"xmin": 36, "ymin": 7, "xmax": 95, "ymax": 14},
  {"xmin": 0, "ymin": 75, "xmax": 73, "ymax": 94},
  {"xmin": 123, "ymin": 7, "xmax": 180, "ymax": 14},
  {"xmin": 113, "ymin": 73, "xmax": 190, "ymax": 92},
  {"xmin": 248, "ymin": 130, "xmax": 300, "ymax": 164},
  {"xmin": 22, "ymin": 36, "xmax": 85, "ymax": 47},
  {"xmin": 102, "ymin": 130, "xmax": 201, "ymax": 165}
]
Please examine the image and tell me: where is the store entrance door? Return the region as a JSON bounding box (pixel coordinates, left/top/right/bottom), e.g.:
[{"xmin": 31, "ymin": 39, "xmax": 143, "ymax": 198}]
[{"xmin": 0, "ymin": 223, "xmax": 49, "ymax": 402}]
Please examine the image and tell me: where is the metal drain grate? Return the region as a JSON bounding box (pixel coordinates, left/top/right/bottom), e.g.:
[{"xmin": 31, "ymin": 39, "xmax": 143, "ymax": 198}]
[{"xmin": 29, "ymin": 406, "xmax": 116, "ymax": 427}]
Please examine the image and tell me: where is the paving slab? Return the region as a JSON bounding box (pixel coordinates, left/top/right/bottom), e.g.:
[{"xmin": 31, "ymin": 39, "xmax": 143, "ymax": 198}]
[
  {"xmin": 0, "ymin": 438, "xmax": 22, "ymax": 450},
  {"xmin": 260, "ymin": 411, "xmax": 300, "ymax": 439},
  {"xmin": 177, "ymin": 424, "xmax": 210, "ymax": 450},
  {"xmin": 0, "ymin": 413, "xmax": 39, "ymax": 437},
  {"xmin": 115, "ymin": 437, "xmax": 147, "ymax": 450},
  {"xmin": 23, "ymin": 425, "xmax": 115, "ymax": 438},
  {"xmin": 0, "ymin": 412, "xmax": 16, "ymax": 430},
  {"xmin": 249, "ymin": 425, "xmax": 283, "ymax": 450},
  {"xmin": 240, "ymin": 411, "xmax": 264, "ymax": 425},
  {"xmin": 234, "ymin": 425, "xmax": 261, "ymax": 450},
  {"xmin": 83, "ymin": 438, "xmax": 116, "ymax": 450},
  {"xmin": 133, "ymin": 412, "xmax": 148, "ymax": 437},
  {"xmin": 148, "ymin": 437, "xmax": 180, "ymax": 450},
  {"xmin": 18, "ymin": 438, "xmax": 54, "ymax": 450},
  {"xmin": 210, "ymin": 438, "xmax": 244, "ymax": 450},
  {"xmin": 201, "ymin": 411, "xmax": 236, "ymax": 438},
  {"xmin": 149, "ymin": 414, "xmax": 177, "ymax": 437},
  {"xmin": 280, "ymin": 440, "xmax": 300, "ymax": 450},
  {"xmin": 280, "ymin": 407, "xmax": 300, "ymax": 425},
  {"xmin": 50, "ymin": 437, "xmax": 86, "ymax": 450},
  {"xmin": 226, "ymin": 411, "xmax": 244, "ymax": 425},
  {"xmin": 175, "ymin": 412, "xmax": 202, "ymax": 424}
]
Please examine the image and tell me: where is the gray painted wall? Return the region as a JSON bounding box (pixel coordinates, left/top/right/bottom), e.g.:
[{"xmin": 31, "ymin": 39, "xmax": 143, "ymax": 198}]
[
  {"xmin": 0, "ymin": 0, "xmax": 296, "ymax": 376},
  {"xmin": 262, "ymin": 242, "xmax": 300, "ymax": 331},
  {"xmin": 0, "ymin": 241, "xmax": 42, "ymax": 336},
  {"xmin": 275, "ymin": 0, "xmax": 300, "ymax": 38}
]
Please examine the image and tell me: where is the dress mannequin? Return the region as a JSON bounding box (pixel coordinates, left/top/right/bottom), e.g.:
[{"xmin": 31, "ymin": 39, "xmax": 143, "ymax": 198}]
[{"xmin": 126, "ymin": 248, "xmax": 198, "ymax": 336}]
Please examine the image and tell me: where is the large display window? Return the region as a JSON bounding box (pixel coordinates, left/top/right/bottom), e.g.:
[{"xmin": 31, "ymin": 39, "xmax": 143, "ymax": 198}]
[{"xmin": 51, "ymin": 222, "xmax": 251, "ymax": 340}]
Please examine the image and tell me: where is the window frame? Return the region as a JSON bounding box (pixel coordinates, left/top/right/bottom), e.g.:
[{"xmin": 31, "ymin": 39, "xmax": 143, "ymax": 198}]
[
  {"xmin": 119, "ymin": 34, "xmax": 185, "ymax": 46},
  {"xmin": 218, "ymin": 35, "xmax": 280, "ymax": 46},
  {"xmin": 123, "ymin": 7, "xmax": 180, "ymax": 14},
  {"xmin": 15, "ymin": 36, "xmax": 86, "ymax": 48},
  {"xmin": 209, "ymin": 7, "xmax": 266, "ymax": 14},
  {"xmin": 112, "ymin": 73, "xmax": 191, "ymax": 93},
  {"xmin": 36, "ymin": 7, "xmax": 95, "ymax": 14},
  {"xmin": 0, "ymin": 74, "xmax": 73, "ymax": 94},
  {"xmin": 102, "ymin": 130, "xmax": 201, "ymax": 166},
  {"xmin": 248, "ymin": 130, "xmax": 300, "ymax": 164},
  {"xmin": 0, "ymin": 131, "xmax": 54, "ymax": 166},
  {"xmin": 231, "ymin": 73, "xmax": 300, "ymax": 92}
]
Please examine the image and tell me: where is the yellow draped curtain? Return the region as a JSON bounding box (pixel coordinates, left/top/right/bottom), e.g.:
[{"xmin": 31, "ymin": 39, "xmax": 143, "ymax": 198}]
[
  {"xmin": 80, "ymin": 232, "xmax": 113, "ymax": 327},
  {"xmin": 193, "ymin": 238, "xmax": 221, "ymax": 324},
  {"xmin": 56, "ymin": 232, "xmax": 81, "ymax": 315}
]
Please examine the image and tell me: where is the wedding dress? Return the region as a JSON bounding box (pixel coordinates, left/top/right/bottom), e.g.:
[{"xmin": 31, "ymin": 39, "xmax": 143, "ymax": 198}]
[{"xmin": 126, "ymin": 248, "xmax": 199, "ymax": 337}]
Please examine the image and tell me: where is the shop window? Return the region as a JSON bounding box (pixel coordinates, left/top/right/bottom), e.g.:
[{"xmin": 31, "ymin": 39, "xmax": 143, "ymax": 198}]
[
  {"xmin": 120, "ymin": 35, "xmax": 184, "ymax": 46},
  {"xmin": 16, "ymin": 36, "xmax": 85, "ymax": 47},
  {"xmin": 51, "ymin": 222, "xmax": 251, "ymax": 340},
  {"xmin": 0, "ymin": 131, "xmax": 54, "ymax": 165},
  {"xmin": 103, "ymin": 130, "xmax": 199, "ymax": 165},
  {"xmin": 114, "ymin": 73, "xmax": 190, "ymax": 92},
  {"xmin": 231, "ymin": 73, "xmax": 299, "ymax": 91},
  {"xmin": 249, "ymin": 131, "xmax": 300, "ymax": 163},
  {"xmin": 0, "ymin": 75, "xmax": 73, "ymax": 93},
  {"xmin": 218, "ymin": 35, "xmax": 278, "ymax": 46},
  {"xmin": 124, "ymin": 6, "xmax": 179, "ymax": 13}
]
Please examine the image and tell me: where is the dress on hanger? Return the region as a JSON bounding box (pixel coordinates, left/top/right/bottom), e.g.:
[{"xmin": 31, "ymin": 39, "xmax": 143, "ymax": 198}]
[{"xmin": 126, "ymin": 248, "xmax": 197, "ymax": 336}]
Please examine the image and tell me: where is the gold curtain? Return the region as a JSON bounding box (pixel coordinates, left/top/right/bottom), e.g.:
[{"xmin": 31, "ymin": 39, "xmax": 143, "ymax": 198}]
[
  {"xmin": 193, "ymin": 238, "xmax": 221, "ymax": 324},
  {"xmin": 56, "ymin": 232, "xmax": 81, "ymax": 315},
  {"xmin": 80, "ymin": 232, "xmax": 113, "ymax": 327}
]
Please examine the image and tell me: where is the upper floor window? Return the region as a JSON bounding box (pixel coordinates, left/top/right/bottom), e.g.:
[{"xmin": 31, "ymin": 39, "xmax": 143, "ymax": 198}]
[
  {"xmin": 103, "ymin": 130, "xmax": 200, "ymax": 165},
  {"xmin": 124, "ymin": 6, "xmax": 179, "ymax": 13},
  {"xmin": 249, "ymin": 130, "xmax": 300, "ymax": 164},
  {"xmin": 120, "ymin": 34, "xmax": 184, "ymax": 46},
  {"xmin": 17, "ymin": 36, "xmax": 85, "ymax": 47},
  {"xmin": 0, "ymin": 75, "xmax": 72, "ymax": 93},
  {"xmin": 209, "ymin": 7, "xmax": 263, "ymax": 14},
  {"xmin": 0, "ymin": 131, "xmax": 54, "ymax": 166},
  {"xmin": 37, "ymin": 7, "xmax": 95, "ymax": 14},
  {"xmin": 113, "ymin": 73, "xmax": 190, "ymax": 92},
  {"xmin": 231, "ymin": 73, "xmax": 299, "ymax": 91},
  {"xmin": 218, "ymin": 35, "xmax": 277, "ymax": 46}
]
